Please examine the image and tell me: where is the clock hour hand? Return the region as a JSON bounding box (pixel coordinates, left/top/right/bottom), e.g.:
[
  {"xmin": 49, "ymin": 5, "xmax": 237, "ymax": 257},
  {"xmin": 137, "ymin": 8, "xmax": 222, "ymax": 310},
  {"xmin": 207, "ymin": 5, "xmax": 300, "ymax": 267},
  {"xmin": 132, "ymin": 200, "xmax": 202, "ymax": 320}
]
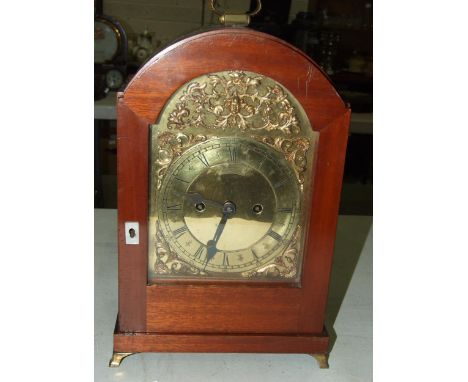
[{"xmin": 174, "ymin": 191, "xmax": 224, "ymax": 209}]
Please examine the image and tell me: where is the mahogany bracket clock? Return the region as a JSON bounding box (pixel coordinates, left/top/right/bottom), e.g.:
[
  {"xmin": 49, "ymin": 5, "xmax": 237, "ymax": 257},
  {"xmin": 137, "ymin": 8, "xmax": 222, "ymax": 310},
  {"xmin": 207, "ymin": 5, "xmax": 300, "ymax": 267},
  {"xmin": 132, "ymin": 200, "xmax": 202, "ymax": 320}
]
[{"xmin": 110, "ymin": 7, "xmax": 350, "ymax": 369}]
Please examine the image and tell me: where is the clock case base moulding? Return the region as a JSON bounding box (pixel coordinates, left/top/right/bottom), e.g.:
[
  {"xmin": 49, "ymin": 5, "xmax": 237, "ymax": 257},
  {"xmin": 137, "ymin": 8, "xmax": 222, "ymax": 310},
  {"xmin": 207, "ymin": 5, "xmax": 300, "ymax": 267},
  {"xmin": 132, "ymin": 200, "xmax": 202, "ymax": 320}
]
[{"xmin": 110, "ymin": 318, "xmax": 330, "ymax": 369}]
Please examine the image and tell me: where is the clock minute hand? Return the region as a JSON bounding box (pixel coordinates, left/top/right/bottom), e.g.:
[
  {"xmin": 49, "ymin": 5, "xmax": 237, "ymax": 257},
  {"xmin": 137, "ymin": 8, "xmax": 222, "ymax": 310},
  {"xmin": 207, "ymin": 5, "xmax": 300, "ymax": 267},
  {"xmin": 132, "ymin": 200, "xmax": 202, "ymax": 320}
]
[
  {"xmin": 206, "ymin": 212, "xmax": 228, "ymax": 263},
  {"xmin": 205, "ymin": 201, "xmax": 236, "ymax": 264}
]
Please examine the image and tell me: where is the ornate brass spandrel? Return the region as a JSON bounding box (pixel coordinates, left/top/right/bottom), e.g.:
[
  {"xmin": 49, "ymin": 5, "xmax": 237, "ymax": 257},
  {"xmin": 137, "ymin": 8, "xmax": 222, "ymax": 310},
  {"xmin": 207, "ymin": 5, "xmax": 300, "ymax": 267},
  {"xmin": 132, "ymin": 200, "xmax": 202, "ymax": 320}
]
[
  {"xmin": 153, "ymin": 221, "xmax": 206, "ymax": 276},
  {"xmin": 167, "ymin": 71, "xmax": 301, "ymax": 134},
  {"xmin": 252, "ymin": 136, "xmax": 310, "ymax": 185},
  {"xmin": 153, "ymin": 131, "xmax": 212, "ymax": 190},
  {"xmin": 241, "ymin": 226, "xmax": 301, "ymax": 279}
]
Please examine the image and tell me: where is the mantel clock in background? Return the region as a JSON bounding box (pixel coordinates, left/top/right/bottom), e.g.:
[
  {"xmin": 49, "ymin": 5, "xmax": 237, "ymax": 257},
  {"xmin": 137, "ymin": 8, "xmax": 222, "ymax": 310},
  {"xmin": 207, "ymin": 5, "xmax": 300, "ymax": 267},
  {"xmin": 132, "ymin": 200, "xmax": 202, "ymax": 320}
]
[
  {"xmin": 110, "ymin": 0, "xmax": 350, "ymax": 369},
  {"xmin": 94, "ymin": 0, "xmax": 128, "ymax": 100}
]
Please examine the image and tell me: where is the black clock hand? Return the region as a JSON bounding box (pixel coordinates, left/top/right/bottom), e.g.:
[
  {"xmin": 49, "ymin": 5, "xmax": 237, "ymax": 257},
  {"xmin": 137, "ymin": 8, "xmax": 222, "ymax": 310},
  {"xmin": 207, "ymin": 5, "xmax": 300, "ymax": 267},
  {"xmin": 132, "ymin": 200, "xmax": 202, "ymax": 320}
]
[
  {"xmin": 186, "ymin": 192, "xmax": 224, "ymax": 209},
  {"xmin": 206, "ymin": 213, "xmax": 228, "ymax": 263},
  {"xmin": 205, "ymin": 201, "xmax": 236, "ymax": 264},
  {"xmin": 173, "ymin": 191, "xmax": 224, "ymax": 209}
]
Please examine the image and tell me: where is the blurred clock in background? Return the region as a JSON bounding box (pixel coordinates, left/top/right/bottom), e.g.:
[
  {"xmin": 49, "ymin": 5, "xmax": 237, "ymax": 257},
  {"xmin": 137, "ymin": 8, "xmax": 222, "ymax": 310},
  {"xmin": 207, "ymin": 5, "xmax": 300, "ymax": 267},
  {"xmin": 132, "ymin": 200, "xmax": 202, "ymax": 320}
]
[
  {"xmin": 94, "ymin": 2, "xmax": 128, "ymax": 100},
  {"xmin": 105, "ymin": 68, "xmax": 124, "ymax": 91},
  {"xmin": 95, "ymin": 18, "xmax": 121, "ymax": 64}
]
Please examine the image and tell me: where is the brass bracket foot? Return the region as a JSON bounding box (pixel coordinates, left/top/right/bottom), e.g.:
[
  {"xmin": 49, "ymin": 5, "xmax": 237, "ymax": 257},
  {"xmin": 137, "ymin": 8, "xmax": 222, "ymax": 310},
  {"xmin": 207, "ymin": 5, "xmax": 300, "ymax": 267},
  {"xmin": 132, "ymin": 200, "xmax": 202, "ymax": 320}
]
[
  {"xmin": 109, "ymin": 352, "xmax": 134, "ymax": 367},
  {"xmin": 312, "ymin": 353, "xmax": 329, "ymax": 369}
]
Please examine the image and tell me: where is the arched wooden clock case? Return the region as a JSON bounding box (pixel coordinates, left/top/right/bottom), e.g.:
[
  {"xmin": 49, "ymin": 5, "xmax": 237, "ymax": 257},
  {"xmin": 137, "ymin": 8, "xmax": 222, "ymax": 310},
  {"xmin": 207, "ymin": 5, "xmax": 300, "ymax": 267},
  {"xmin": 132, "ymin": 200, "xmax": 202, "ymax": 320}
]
[{"xmin": 111, "ymin": 28, "xmax": 350, "ymax": 368}]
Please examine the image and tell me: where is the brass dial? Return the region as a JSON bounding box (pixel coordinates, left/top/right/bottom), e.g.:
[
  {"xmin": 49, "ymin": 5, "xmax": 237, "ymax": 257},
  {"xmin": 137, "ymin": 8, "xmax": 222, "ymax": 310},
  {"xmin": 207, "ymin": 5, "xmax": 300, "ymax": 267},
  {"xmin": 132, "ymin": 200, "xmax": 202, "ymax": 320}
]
[{"xmin": 156, "ymin": 137, "xmax": 301, "ymax": 275}]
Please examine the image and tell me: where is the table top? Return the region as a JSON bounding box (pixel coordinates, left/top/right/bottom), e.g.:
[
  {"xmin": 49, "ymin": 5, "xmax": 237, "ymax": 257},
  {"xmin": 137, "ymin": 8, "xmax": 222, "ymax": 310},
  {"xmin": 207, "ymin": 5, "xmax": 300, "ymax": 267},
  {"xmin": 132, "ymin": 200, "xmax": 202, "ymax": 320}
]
[{"xmin": 95, "ymin": 209, "xmax": 372, "ymax": 382}]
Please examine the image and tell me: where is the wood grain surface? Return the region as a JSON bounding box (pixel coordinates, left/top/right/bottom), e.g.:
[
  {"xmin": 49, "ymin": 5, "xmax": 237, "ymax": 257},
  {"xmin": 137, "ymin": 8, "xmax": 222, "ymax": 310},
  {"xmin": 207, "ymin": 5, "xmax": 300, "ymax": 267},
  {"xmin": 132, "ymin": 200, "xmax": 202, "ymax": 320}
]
[{"xmin": 114, "ymin": 319, "xmax": 329, "ymax": 354}]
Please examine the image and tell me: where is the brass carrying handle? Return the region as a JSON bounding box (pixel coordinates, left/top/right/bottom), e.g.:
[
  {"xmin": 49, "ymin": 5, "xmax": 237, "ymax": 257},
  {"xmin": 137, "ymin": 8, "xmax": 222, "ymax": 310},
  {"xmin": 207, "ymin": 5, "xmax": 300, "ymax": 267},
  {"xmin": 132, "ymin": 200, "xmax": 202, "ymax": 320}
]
[{"xmin": 209, "ymin": 0, "xmax": 262, "ymax": 17}]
